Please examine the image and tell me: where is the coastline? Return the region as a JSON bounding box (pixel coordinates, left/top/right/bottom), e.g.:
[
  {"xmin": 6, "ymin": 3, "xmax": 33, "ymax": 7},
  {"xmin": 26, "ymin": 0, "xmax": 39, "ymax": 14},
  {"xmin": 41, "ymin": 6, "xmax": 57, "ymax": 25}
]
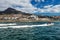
[
  {"xmin": 0, "ymin": 20, "xmax": 59, "ymax": 23},
  {"xmin": 0, "ymin": 8, "xmax": 60, "ymax": 23}
]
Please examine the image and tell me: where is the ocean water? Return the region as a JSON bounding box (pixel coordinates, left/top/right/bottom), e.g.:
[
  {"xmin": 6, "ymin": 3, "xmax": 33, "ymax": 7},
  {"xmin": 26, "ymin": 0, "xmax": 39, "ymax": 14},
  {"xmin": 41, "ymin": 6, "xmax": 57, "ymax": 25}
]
[{"xmin": 0, "ymin": 22, "xmax": 60, "ymax": 40}]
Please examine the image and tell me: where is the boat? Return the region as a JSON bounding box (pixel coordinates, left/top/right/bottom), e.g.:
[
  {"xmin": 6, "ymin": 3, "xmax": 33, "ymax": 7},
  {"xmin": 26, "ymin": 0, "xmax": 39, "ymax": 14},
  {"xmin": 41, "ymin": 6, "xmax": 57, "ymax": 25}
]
[
  {"xmin": 31, "ymin": 23, "xmax": 54, "ymax": 27},
  {"xmin": 45, "ymin": 23, "xmax": 54, "ymax": 26}
]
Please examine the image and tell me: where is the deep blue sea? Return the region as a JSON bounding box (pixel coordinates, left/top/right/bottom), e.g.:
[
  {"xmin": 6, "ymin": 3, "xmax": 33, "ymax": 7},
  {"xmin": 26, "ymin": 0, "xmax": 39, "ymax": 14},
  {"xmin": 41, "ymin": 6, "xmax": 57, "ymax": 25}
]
[{"xmin": 0, "ymin": 22, "xmax": 60, "ymax": 40}]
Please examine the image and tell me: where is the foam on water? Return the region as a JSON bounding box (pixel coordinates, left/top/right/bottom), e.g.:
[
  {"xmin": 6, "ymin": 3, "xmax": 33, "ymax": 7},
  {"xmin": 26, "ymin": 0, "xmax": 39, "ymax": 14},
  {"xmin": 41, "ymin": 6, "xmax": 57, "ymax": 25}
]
[
  {"xmin": 0, "ymin": 23, "xmax": 16, "ymax": 26},
  {"xmin": 31, "ymin": 23, "xmax": 54, "ymax": 27},
  {"xmin": 0, "ymin": 23, "xmax": 54, "ymax": 28},
  {"xmin": 0, "ymin": 27, "xmax": 8, "ymax": 28}
]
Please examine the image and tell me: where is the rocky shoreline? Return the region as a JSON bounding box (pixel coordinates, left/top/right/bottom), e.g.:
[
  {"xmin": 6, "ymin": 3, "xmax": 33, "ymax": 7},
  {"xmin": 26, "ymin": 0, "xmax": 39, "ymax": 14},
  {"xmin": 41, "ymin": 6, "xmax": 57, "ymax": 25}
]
[{"xmin": 0, "ymin": 18, "xmax": 58, "ymax": 22}]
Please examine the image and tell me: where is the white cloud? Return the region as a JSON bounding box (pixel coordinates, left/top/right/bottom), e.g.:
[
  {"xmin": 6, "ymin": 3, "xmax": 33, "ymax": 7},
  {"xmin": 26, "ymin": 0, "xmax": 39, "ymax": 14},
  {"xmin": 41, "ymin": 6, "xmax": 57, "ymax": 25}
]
[
  {"xmin": 0, "ymin": 0, "xmax": 60, "ymax": 13},
  {"xmin": 0, "ymin": 0, "xmax": 11, "ymax": 11},
  {"xmin": 0, "ymin": 0, "xmax": 37, "ymax": 13},
  {"xmin": 37, "ymin": 5, "xmax": 60, "ymax": 13},
  {"xmin": 44, "ymin": 5, "xmax": 53, "ymax": 8}
]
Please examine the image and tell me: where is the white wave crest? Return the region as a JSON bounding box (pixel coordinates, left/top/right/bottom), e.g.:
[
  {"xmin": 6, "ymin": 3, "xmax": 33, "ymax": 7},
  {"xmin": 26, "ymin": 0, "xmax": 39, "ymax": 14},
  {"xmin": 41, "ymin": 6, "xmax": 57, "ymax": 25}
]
[
  {"xmin": 0, "ymin": 23, "xmax": 54, "ymax": 28},
  {"xmin": 0, "ymin": 23, "xmax": 16, "ymax": 26}
]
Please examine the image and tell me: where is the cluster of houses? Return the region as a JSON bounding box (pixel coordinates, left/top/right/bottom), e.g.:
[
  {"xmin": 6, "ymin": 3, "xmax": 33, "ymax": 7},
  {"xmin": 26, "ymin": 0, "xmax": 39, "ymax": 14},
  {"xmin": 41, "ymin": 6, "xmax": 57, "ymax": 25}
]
[
  {"xmin": 0, "ymin": 14, "xmax": 39, "ymax": 21},
  {"xmin": 0, "ymin": 8, "xmax": 60, "ymax": 22},
  {"xmin": 0, "ymin": 13, "xmax": 60, "ymax": 22}
]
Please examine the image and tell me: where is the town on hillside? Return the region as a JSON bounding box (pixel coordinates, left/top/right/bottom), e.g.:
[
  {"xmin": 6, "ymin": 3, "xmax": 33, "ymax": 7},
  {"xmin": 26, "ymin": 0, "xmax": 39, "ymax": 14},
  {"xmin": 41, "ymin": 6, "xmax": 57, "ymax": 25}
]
[{"xmin": 0, "ymin": 8, "xmax": 60, "ymax": 22}]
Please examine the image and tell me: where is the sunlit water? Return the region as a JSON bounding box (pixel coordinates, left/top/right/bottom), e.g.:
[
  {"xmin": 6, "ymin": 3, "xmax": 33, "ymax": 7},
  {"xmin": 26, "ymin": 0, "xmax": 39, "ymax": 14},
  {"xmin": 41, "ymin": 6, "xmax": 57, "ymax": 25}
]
[{"xmin": 0, "ymin": 22, "xmax": 60, "ymax": 40}]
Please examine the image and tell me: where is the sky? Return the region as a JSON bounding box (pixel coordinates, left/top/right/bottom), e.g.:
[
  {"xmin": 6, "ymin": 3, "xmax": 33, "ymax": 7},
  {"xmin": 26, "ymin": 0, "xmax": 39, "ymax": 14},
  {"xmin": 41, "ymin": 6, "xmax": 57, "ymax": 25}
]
[{"xmin": 0, "ymin": 0, "xmax": 60, "ymax": 15}]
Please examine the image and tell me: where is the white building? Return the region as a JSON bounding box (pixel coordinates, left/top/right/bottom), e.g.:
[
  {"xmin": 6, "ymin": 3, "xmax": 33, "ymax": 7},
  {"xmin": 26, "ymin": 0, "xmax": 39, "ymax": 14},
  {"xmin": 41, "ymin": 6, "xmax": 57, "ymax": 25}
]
[
  {"xmin": 30, "ymin": 15, "xmax": 38, "ymax": 20},
  {"xmin": 4, "ymin": 17, "xmax": 18, "ymax": 20}
]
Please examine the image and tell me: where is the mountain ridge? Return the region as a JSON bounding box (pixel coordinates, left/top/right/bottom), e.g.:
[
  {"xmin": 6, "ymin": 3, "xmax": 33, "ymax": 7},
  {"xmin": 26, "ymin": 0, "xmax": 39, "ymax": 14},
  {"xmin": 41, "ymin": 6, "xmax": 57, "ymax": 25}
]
[{"xmin": 0, "ymin": 8, "xmax": 32, "ymax": 15}]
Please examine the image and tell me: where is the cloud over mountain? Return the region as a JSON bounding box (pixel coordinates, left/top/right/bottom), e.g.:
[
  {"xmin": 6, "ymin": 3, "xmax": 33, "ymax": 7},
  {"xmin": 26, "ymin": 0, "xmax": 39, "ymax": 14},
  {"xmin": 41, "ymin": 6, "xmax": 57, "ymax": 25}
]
[{"xmin": 0, "ymin": 0, "xmax": 60, "ymax": 13}]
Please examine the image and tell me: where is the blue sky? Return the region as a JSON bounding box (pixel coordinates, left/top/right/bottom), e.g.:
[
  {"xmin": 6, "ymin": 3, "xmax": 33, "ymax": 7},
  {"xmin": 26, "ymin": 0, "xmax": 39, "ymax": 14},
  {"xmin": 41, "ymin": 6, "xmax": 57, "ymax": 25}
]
[
  {"xmin": 31, "ymin": 0, "xmax": 60, "ymax": 8},
  {"xmin": 0, "ymin": 0, "xmax": 60, "ymax": 16}
]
